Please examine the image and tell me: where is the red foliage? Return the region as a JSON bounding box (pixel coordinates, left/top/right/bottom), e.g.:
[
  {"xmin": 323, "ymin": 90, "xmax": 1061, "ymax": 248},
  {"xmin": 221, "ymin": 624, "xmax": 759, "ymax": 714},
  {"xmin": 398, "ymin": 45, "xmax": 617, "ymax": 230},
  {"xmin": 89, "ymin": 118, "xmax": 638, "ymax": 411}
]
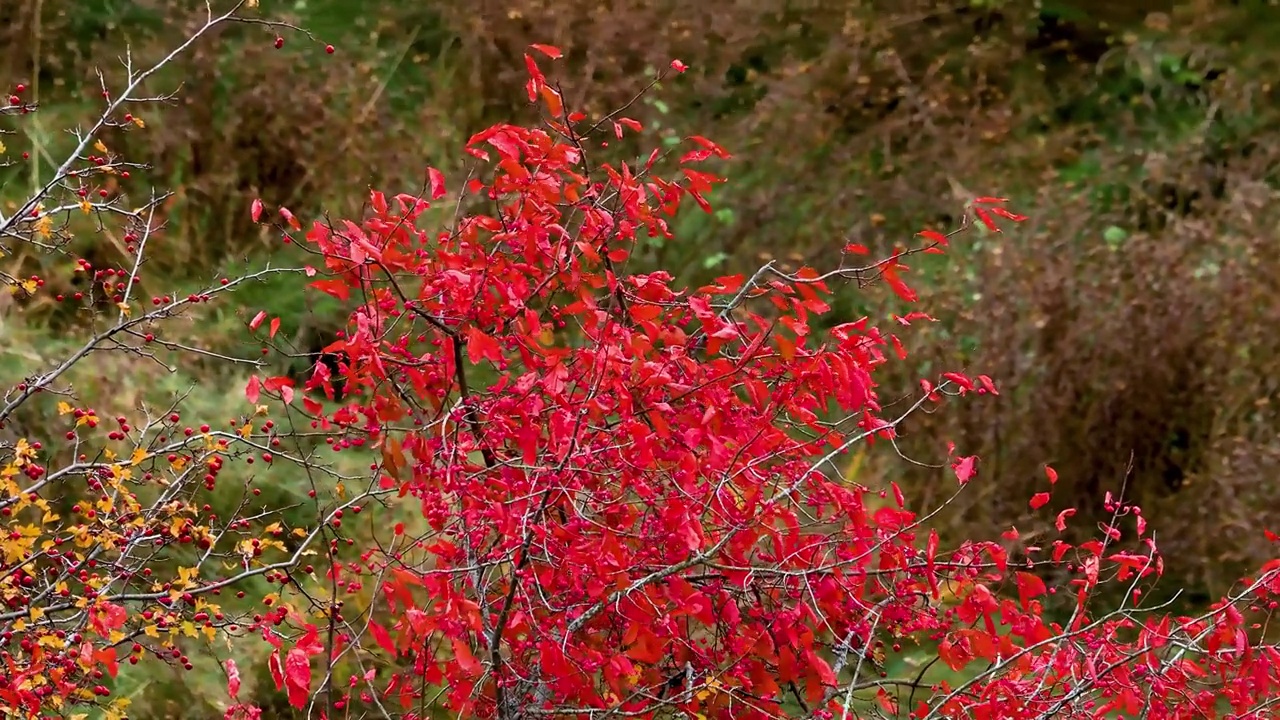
[{"xmin": 228, "ymin": 47, "xmax": 1280, "ymax": 720}]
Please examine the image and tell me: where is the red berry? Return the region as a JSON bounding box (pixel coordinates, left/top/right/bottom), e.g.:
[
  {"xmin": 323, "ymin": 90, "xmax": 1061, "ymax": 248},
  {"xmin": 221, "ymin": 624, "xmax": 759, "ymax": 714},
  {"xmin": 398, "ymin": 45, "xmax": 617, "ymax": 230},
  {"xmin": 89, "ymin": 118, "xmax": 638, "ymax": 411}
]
[
  {"xmin": 274, "ymin": 36, "xmax": 284, "ymax": 49},
  {"xmin": 326, "ymin": 44, "xmax": 335, "ymax": 54}
]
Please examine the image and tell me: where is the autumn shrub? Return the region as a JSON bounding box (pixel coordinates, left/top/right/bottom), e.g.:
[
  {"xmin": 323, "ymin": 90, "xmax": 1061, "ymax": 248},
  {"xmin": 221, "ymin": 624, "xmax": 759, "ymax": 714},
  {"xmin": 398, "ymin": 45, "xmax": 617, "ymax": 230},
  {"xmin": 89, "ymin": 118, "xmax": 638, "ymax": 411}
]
[{"xmin": 218, "ymin": 44, "xmax": 1280, "ymax": 720}]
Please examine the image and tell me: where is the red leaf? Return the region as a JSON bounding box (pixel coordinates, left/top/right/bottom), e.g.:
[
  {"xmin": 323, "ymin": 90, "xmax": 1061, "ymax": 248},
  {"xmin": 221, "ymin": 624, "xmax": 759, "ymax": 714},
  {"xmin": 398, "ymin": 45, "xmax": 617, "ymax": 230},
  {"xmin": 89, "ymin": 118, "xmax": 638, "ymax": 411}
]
[
  {"xmin": 1015, "ymin": 571, "xmax": 1047, "ymax": 610},
  {"xmin": 368, "ymin": 620, "xmax": 397, "ymax": 656},
  {"xmin": 225, "ymin": 658, "xmax": 241, "ymax": 699},
  {"xmin": 670, "ymin": 59, "xmax": 688, "ymax": 73},
  {"xmin": 248, "ymin": 310, "xmax": 267, "ymax": 331},
  {"xmin": 977, "ymin": 374, "xmax": 999, "ymax": 395},
  {"xmin": 1045, "ymin": 465, "xmax": 1059, "ymax": 485},
  {"xmin": 989, "ymin": 206, "xmax": 1029, "ymax": 222},
  {"xmin": 882, "ymin": 264, "xmax": 918, "ymax": 303},
  {"xmin": 917, "ymin": 229, "xmax": 948, "ymax": 244},
  {"xmin": 279, "ymin": 206, "xmax": 301, "ymax": 231},
  {"xmin": 1029, "ymin": 492, "xmax": 1051, "ymax": 510},
  {"xmin": 269, "ymin": 316, "xmax": 281, "ymax": 339},
  {"xmin": 245, "ymin": 375, "xmax": 261, "ymax": 404},
  {"xmin": 284, "ymin": 647, "xmax": 311, "ymax": 709},
  {"xmin": 952, "ymin": 455, "xmax": 978, "ymax": 484},
  {"xmin": 973, "ymin": 206, "xmax": 999, "ymax": 232},
  {"xmin": 465, "ymin": 326, "xmax": 502, "ymax": 365},
  {"xmin": 268, "ymin": 649, "xmax": 284, "ymax": 690},
  {"xmin": 250, "ymin": 198, "xmax": 264, "ymax": 223},
  {"xmin": 451, "ymin": 638, "xmax": 482, "ymax": 676},
  {"xmin": 973, "ymin": 196, "xmax": 1010, "ymax": 204},
  {"xmin": 428, "ymin": 167, "xmax": 447, "ymax": 200},
  {"xmin": 529, "ymin": 43, "xmax": 563, "ymax": 59},
  {"xmin": 1055, "ymin": 508, "xmax": 1077, "ymax": 532}
]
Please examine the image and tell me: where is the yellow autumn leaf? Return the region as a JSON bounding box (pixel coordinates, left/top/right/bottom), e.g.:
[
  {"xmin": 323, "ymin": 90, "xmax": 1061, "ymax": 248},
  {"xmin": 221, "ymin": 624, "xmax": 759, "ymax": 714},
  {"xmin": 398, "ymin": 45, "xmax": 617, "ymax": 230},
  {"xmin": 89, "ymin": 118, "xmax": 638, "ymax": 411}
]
[
  {"xmin": 35, "ymin": 215, "xmax": 52, "ymax": 238},
  {"xmin": 130, "ymin": 447, "xmax": 148, "ymax": 466},
  {"xmin": 57, "ymin": 402, "xmax": 74, "ymax": 415},
  {"xmin": 143, "ymin": 624, "xmax": 159, "ymax": 638},
  {"xmin": 117, "ymin": 301, "xmax": 131, "ymax": 316},
  {"xmin": 80, "ymin": 199, "xmax": 92, "ymax": 215},
  {"xmin": 131, "ymin": 116, "xmax": 145, "ymax": 128},
  {"xmin": 93, "ymin": 140, "xmax": 108, "ymax": 154},
  {"xmin": 105, "ymin": 699, "xmax": 131, "ymax": 720},
  {"xmin": 0, "ymin": 140, "xmax": 6, "ymax": 154}
]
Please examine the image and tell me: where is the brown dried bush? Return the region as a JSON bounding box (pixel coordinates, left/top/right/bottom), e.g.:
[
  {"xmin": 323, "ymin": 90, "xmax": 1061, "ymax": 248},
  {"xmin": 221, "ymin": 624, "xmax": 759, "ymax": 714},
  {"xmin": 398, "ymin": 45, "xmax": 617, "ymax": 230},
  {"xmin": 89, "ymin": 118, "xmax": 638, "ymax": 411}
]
[
  {"xmin": 887, "ymin": 3, "xmax": 1280, "ymax": 597},
  {"xmin": 0, "ymin": 0, "xmax": 468, "ymax": 319}
]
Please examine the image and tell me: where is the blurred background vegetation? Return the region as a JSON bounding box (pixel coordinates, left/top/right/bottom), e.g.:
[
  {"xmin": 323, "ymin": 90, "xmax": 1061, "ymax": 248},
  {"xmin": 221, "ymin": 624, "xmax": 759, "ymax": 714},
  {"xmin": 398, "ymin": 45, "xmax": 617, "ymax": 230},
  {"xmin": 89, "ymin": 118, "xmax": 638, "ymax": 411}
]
[{"xmin": 5, "ymin": 0, "xmax": 1280, "ymax": 715}]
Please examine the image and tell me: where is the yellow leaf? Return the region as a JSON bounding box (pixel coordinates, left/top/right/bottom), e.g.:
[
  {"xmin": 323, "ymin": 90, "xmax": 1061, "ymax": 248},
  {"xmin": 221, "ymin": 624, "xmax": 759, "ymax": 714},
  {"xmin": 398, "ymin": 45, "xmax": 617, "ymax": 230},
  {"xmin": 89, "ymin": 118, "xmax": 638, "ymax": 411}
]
[
  {"xmin": 80, "ymin": 199, "xmax": 92, "ymax": 215},
  {"xmin": 181, "ymin": 621, "xmax": 197, "ymax": 638},
  {"xmin": 35, "ymin": 215, "xmax": 52, "ymax": 238},
  {"xmin": 130, "ymin": 448, "xmax": 148, "ymax": 466},
  {"xmin": 116, "ymin": 301, "xmax": 131, "ymax": 317},
  {"xmin": 143, "ymin": 624, "xmax": 159, "ymax": 638},
  {"xmin": 131, "ymin": 116, "xmax": 145, "ymax": 129},
  {"xmin": 105, "ymin": 698, "xmax": 131, "ymax": 720},
  {"xmin": 0, "ymin": 140, "xmax": 6, "ymax": 154},
  {"xmin": 93, "ymin": 140, "xmax": 108, "ymax": 154},
  {"xmin": 57, "ymin": 402, "xmax": 74, "ymax": 415},
  {"xmin": 29, "ymin": 606, "xmax": 44, "ymax": 621}
]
